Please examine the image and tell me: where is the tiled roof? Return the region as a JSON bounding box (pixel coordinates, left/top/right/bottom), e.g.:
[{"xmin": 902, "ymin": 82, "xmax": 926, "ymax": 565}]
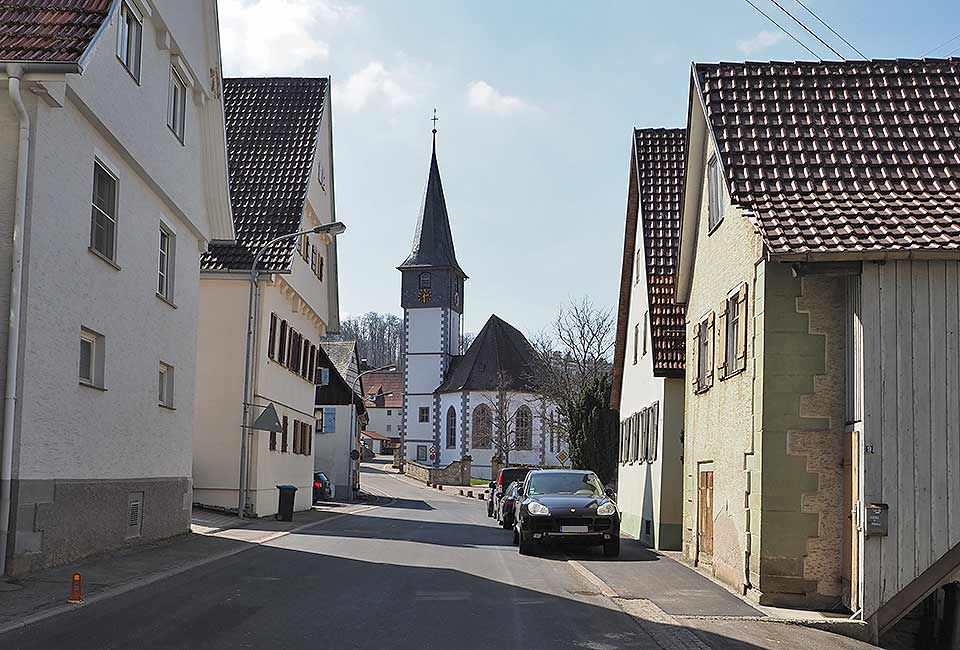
[
  {"xmin": 201, "ymin": 77, "xmax": 327, "ymax": 271},
  {"xmin": 362, "ymin": 370, "xmax": 402, "ymax": 408},
  {"xmin": 695, "ymin": 58, "xmax": 960, "ymax": 258},
  {"xmin": 0, "ymin": 0, "xmax": 111, "ymax": 64},
  {"xmin": 636, "ymin": 129, "xmax": 686, "ymax": 374},
  {"xmin": 320, "ymin": 340, "xmax": 355, "ymax": 380},
  {"xmin": 437, "ymin": 314, "xmax": 538, "ymax": 393},
  {"xmin": 399, "ymin": 136, "xmax": 465, "ymax": 276}
]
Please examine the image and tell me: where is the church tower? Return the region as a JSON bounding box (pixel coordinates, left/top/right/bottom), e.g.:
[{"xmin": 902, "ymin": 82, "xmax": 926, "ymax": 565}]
[{"xmin": 398, "ymin": 127, "xmax": 466, "ymax": 466}]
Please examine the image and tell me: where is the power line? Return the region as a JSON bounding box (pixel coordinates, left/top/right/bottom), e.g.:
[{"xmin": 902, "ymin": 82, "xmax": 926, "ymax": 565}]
[
  {"xmin": 769, "ymin": 0, "xmax": 845, "ymax": 58},
  {"xmin": 946, "ymin": 42, "xmax": 960, "ymax": 58},
  {"xmin": 923, "ymin": 31, "xmax": 960, "ymax": 57},
  {"xmin": 793, "ymin": 0, "xmax": 867, "ymax": 59},
  {"xmin": 742, "ymin": 0, "xmax": 822, "ymax": 60}
]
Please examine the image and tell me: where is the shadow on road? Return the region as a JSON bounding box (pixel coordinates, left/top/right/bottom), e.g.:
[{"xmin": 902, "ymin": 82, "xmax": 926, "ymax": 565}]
[{"xmin": 373, "ymin": 497, "xmax": 435, "ymax": 511}]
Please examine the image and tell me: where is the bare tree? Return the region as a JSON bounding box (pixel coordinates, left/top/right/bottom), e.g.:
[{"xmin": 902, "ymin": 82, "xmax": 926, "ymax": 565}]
[
  {"xmin": 462, "ymin": 331, "xmax": 477, "ymax": 353},
  {"xmin": 475, "ymin": 371, "xmax": 541, "ymax": 468},
  {"xmin": 339, "ymin": 312, "xmax": 402, "ymax": 368}
]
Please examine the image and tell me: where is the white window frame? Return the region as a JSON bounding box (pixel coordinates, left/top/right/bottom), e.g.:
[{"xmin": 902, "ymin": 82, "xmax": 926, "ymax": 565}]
[
  {"xmin": 158, "ymin": 362, "xmax": 174, "ymax": 408},
  {"xmin": 642, "ymin": 311, "xmax": 649, "ymax": 357},
  {"xmin": 707, "ymin": 155, "xmax": 724, "ymax": 232},
  {"xmin": 725, "ymin": 288, "xmax": 740, "ymax": 378},
  {"xmin": 116, "ymin": 1, "xmax": 142, "ymax": 83},
  {"xmin": 418, "ymin": 406, "xmax": 430, "ymax": 423},
  {"xmin": 416, "ymin": 445, "xmax": 428, "ymax": 461},
  {"xmin": 157, "ymin": 223, "xmax": 175, "ymax": 302},
  {"xmin": 91, "ymin": 160, "xmax": 119, "ymax": 264},
  {"xmin": 167, "ymin": 66, "xmax": 187, "ymax": 143},
  {"xmin": 79, "ymin": 328, "xmax": 105, "ymax": 389}
]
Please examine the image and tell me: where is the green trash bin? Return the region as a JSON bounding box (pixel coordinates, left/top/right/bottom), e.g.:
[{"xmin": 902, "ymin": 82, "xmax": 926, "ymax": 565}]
[{"xmin": 275, "ymin": 484, "xmax": 298, "ymax": 521}]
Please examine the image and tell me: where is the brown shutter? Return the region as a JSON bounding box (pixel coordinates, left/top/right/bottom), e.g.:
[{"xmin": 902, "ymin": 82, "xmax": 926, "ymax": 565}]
[
  {"xmin": 736, "ymin": 283, "xmax": 749, "ymax": 371},
  {"xmin": 293, "ymin": 421, "xmax": 300, "ymax": 454},
  {"xmin": 705, "ymin": 312, "xmax": 715, "ymax": 386},
  {"xmin": 282, "ymin": 416, "xmax": 288, "ymax": 452},
  {"xmin": 306, "ymin": 423, "xmax": 312, "ymax": 455},
  {"xmin": 651, "ymin": 401, "xmax": 659, "ymax": 461},
  {"xmin": 691, "ymin": 322, "xmax": 701, "ymax": 387},
  {"xmin": 268, "ymin": 313, "xmax": 278, "ymax": 360},
  {"xmin": 717, "ymin": 299, "xmax": 728, "ymax": 379}
]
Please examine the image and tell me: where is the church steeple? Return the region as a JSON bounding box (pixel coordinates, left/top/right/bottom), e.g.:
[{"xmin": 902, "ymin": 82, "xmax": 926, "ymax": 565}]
[{"xmin": 399, "ymin": 121, "xmax": 465, "ymax": 276}]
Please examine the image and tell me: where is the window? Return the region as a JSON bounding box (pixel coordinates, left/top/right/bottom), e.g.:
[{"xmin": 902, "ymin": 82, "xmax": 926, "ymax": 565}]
[
  {"xmin": 79, "ymin": 328, "xmax": 105, "ymax": 388},
  {"xmin": 446, "ymin": 406, "xmax": 457, "ymax": 449},
  {"xmin": 311, "ymin": 246, "xmax": 317, "ymax": 272},
  {"xmin": 386, "ymin": 424, "xmax": 392, "ymax": 432},
  {"xmin": 387, "ymin": 409, "xmax": 392, "ymax": 416},
  {"xmin": 418, "ymin": 407, "xmax": 430, "ymax": 423},
  {"xmin": 305, "ymin": 423, "xmax": 312, "ymax": 455},
  {"xmin": 635, "ymin": 249, "xmax": 642, "ymax": 284},
  {"xmin": 719, "ymin": 284, "xmax": 749, "ymax": 379},
  {"xmin": 158, "ymin": 362, "xmax": 174, "ymax": 408},
  {"xmin": 293, "ymin": 421, "xmax": 301, "ymax": 454},
  {"xmin": 419, "ymin": 272, "xmax": 431, "ymax": 289},
  {"xmin": 692, "ymin": 313, "xmax": 715, "ymax": 392},
  {"xmin": 472, "ymin": 405, "xmax": 492, "ymax": 449},
  {"xmin": 270, "ymin": 427, "xmax": 277, "ymax": 451},
  {"xmin": 168, "ymin": 66, "xmax": 186, "ymax": 142},
  {"xmin": 91, "ymin": 161, "xmax": 118, "ymax": 262},
  {"xmin": 649, "ymin": 402, "xmax": 659, "ymax": 461},
  {"xmin": 116, "ymin": 1, "xmax": 142, "ymax": 82},
  {"xmin": 633, "ymin": 323, "xmax": 639, "ymax": 365},
  {"xmin": 278, "ymin": 320, "xmax": 288, "ymax": 362},
  {"xmin": 318, "ymin": 257, "xmax": 324, "ymax": 282},
  {"xmin": 268, "ymin": 314, "xmax": 278, "ymax": 360},
  {"xmin": 301, "ymin": 339, "xmax": 311, "ymax": 379},
  {"xmin": 308, "ymin": 345, "xmax": 316, "ymax": 383},
  {"xmin": 301, "ymin": 235, "xmax": 309, "ymax": 261},
  {"xmin": 642, "ymin": 311, "xmax": 649, "ymax": 357},
  {"xmin": 157, "ymin": 225, "xmax": 174, "ymax": 301},
  {"xmin": 515, "ymin": 406, "xmax": 532, "ymax": 450},
  {"xmin": 707, "ymin": 156, "xmax": 724, "ymax": 231},
  {"xmin": 416, "ymin": 445, "xmax": 428, "ymax": 461},
  {"xmin": 630, "ymin": 412, "xmax": 640, "ymax": 462},
  {"xmin": 281, "ymin": 416, "xmax": 289, "ymax": 452}
]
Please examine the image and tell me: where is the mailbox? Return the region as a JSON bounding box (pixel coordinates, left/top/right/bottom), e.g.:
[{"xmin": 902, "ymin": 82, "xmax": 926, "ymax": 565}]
[{"xmin": 865, "ymin": 503, "xmax": 889, "ymax": 537}]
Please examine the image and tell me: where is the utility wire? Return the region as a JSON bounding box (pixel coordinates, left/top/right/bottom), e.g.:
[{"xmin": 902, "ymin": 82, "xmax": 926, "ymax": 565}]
[
  {"xmin": 742, "ymin": 0, "xmax": 822, "ymax": 60},
  {"xmin": 946, "ymin": 41, "xmax": 960, "ymax": 58},
  {"xmin": 769, "ymin": 0, "xmax": 845, "ymax": 58},
  {"xmin": 923, "ymin": 31, "xmax": 960, "ymax": 57},
  {"xmin": 793, "ymin": 0, "xmax": 867, "ymax": 59}
]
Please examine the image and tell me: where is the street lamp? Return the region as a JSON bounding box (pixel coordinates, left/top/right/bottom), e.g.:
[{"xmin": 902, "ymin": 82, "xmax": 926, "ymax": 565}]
[
  {"xmin": 237, "ymin": 221, "xmax": 346, "ymax": 519},
  {"xmin": 349, "ymin": 363, "xmax": 396, "ymax": 497}
]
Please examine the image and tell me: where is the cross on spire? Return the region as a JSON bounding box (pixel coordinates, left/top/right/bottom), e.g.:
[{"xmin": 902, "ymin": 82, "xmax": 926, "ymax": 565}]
[{"xmin": 431, "ymin": 108, "xmax": 438, "ymax": 134}]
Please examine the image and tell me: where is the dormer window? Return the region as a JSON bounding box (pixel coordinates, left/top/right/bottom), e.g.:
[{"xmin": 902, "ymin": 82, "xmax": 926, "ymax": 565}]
[
  {"xmin": 116, "ymin": 1, "xmax": 142, "ymax": 82},
  {"xmin": 707, "ymin": 155, "xmax": 724, "ymax": 232},
  {"xmin": 419, "ymin": 272, "xmax": 431, "ymax": 289}
]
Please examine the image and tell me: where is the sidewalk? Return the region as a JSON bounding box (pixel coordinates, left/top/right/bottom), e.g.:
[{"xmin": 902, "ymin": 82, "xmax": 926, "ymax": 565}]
[
  {"xmin": 0, "ymin": 500, "xmax": 379, "ymax": 634},
  {"xmin": 569, "ymin": 537, "xmax": 879, "ymax": 649}
]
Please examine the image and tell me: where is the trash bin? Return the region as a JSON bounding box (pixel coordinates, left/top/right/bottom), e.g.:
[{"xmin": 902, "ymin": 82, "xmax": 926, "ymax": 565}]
[{"xmin": 275, "ymin": 484, "xmax": 298, "ymax": 521}]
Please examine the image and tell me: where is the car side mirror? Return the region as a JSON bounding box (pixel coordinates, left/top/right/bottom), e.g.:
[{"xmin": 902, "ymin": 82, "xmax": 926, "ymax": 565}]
[
  {"xmin": 605, "ymin": 487, "xmax": 615, "ymax": 498},
  {"xmin": 488, "ymin": 481, "xmax": 496, "ymax": 490}
]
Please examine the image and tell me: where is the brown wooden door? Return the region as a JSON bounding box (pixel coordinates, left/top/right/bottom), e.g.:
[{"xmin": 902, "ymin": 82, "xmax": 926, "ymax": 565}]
[{"xmin": 698, "ymin": 471, "xmax": 714, "ymax": 565}]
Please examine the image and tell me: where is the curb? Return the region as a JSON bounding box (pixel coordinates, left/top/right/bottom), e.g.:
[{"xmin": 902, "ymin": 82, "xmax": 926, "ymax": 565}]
[{"xmin": 0, "ymin": 498, "xmax": 392, "ymax": 637}]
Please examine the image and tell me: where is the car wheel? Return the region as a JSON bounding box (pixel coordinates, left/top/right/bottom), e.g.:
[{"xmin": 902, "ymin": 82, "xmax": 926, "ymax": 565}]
[
  {"xmin": 487, "ymin": 501, "xmax": 494, "ymax": 517},
  {"xmin": 518, "ymin": 532, "xmax": 537, "ymax": 556},
  {"xmin": 603, "ymin": 537, "xmax": 620, "ymax": 558},
  {"xmin": 501, "ymin": 515, "xmax": 511, "ymax": 530}
]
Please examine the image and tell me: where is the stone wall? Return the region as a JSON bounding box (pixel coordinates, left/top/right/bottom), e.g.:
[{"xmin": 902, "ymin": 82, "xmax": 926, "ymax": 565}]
[{"xmin": 405, "ymin": 457, "xmax": 472, "ymax": 486}]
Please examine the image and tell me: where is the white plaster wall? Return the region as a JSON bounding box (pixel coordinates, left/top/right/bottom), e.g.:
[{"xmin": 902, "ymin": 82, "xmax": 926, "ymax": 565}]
[
  {"xmin": 465, "ymin": 390, "xmax": 558, "ymax": 479},
  {"xmin": 17, "ymin": 92, "xmax": 200, "ymax": 481},
  {"xmin": 438, "ymin": 393, "xmax": 461, "ymax": 465},
  {"xmin": 406, "ymin": 354, "xmax": 442, "ymax": 395},
  {"xmin": 366, "ymin": 406, "xmax": 400, "ymax": 436},
  {"xmin": 448, "ymin": 309, "xmax": 461, "ymax": 354},
  {"xmin": 312, "ymin": 403, "xmax": 354, "ymax": 496},
  {"xmin": 407, "ymin": 308, "xmax": 443, "ymax": 353}
]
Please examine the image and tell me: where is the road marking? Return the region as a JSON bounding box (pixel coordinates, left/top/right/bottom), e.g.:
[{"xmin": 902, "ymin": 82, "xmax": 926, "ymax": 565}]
[{"xmin": 567, "ymin": 559, "xmax": 618, "ymax": 598}]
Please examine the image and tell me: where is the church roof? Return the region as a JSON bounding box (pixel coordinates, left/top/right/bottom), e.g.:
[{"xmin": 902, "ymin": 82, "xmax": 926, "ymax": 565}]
[
  {"xmin": 438, "ymin": 315, "xmax": 538, "ymax": 393},
  {"xmin": 201, "ymin": 77, "xmax": 327, "ymax": 272},
  {"xmin": 399, "ymin": 136, "xmax": 465, "ymax": 276}
]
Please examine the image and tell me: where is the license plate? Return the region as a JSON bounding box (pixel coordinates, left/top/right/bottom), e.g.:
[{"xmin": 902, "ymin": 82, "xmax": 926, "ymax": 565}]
[{"xmin": 560, "ymin": 525, "xmax": 588, "ymax": 533}]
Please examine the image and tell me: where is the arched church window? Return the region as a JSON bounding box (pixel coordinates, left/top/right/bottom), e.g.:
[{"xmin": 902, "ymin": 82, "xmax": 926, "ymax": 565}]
[
  {"xmin": 472, "ymin": 404, "xmax": 492, "ymax": 449},
  {"xmin": 446, "ymin": 406, "xmax": 457, "ymax": 449},
  {"xmin": 515, "ymin": 405, "xmax": 532, "ymax": 450},
  {"xmin": 419, "ymin": 272, "xmax": 431, "ymax": 289}
]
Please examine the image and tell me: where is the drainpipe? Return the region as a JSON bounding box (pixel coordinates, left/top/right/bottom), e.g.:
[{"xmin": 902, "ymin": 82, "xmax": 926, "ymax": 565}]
[{"xmin": 0, "ymin": 64, "xmax": 29, "ymax": 576}]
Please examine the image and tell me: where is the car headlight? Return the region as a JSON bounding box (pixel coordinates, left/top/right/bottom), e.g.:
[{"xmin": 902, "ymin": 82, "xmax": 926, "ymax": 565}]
[
  {"xmin": 597, "ymin": 501, "xmax": 617, "ymax": 516},
  {"xmin": 527, "ymin": 501, "xmax": 550, "ymax": 516}
]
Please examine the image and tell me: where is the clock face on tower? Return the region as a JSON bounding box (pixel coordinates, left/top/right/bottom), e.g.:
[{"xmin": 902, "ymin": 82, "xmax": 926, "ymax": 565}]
[{"xmin": 418, "ymin": 288, "xmax": 432, "ymax": 304}]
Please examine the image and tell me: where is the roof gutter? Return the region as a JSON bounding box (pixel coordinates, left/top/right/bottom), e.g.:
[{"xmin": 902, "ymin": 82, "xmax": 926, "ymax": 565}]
[
  {"xmin": 0, "ymin": 63, "xmax": 30, "ymax": 576},
  {"xmin": 0, "ymin": 61, "xmax": 80, "ymax": 76}
]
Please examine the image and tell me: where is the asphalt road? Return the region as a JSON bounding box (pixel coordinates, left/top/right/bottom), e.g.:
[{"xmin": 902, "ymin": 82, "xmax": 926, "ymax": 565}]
[{"xmin": 1, "ymin": 463, "xmax": 667, "ymax": 650}]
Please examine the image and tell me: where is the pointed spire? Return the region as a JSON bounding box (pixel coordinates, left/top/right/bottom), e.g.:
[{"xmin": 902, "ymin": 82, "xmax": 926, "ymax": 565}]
[{"xmin": 399, "ymin": 113, "xmax": 464, "ymax": 275}]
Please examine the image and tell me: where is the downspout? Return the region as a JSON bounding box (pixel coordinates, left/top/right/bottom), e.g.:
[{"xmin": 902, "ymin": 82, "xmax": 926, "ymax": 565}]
[{"xmin": 1, "ymin": 64, "xmax": 30, "ymax": 575}]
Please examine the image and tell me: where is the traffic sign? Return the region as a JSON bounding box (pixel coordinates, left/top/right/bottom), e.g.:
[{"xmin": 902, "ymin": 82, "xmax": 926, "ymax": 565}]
[
  {"xmin": 556, "ymin": 450, "xmax": 569, "ymax": 465},
  {"xmin": 429, "ymin": 445, "xmax": 438, "ymax": 454},
  {"xmin": 251, "ymin": 403, "xmax": 282, "ymax": 433}
]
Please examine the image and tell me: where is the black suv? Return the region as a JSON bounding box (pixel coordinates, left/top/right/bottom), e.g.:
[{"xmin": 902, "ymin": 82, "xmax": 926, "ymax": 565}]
[
  {"xmin": 487, "ymin": 466, "xmax": 534, "ymax": 518},
  {"xmin": 514, "ymin": 469, "xmax": 620, "ymax": 557}
]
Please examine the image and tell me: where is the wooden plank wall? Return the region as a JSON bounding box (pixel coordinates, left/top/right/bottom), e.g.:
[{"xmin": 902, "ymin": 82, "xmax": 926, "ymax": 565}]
[{"xmin": 861, "ymin": 260, "xmax": 960, "ymax": 620}]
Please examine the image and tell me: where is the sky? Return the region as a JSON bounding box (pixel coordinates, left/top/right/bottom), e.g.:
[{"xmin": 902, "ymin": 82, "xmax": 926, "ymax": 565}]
[{"xmin": 218, "ymin": 0, "xmax": 960, "ymax": 337}]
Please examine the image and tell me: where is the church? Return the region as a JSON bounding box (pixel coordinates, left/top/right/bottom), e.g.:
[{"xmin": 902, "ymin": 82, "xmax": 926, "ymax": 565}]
[{"xmin": 398, "ymin": 131, "xmax": 563, "ymax": 479}]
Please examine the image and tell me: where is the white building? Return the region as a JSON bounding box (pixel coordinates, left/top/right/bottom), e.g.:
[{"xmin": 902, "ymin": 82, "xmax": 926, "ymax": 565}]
[
  {"xmin": 398, "ymin": 133, "xmax": 561, "ymax": 480},
  {"xmin": 193, "ymin": 77, "xmax": 341, "ymax": 518},
  {"xmin": 610, "ymin": 128, "xmax": 685, "ymax": 550},
  {"xmin": 361, "ymin": 370, "xmax": 402, "ymax": 452},
  {"xmin": 314, "ymin": 341, "xmax": 365, "ymax": 499},
  {"xmin": 0, "ymin": 0, "xmax": 234, "ymax": 575}
]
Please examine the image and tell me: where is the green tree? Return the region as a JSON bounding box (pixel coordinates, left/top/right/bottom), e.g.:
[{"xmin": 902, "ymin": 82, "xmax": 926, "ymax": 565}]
[{"xmin": 565, "ymin": 374, "xmax": 618, "ymax": 485}]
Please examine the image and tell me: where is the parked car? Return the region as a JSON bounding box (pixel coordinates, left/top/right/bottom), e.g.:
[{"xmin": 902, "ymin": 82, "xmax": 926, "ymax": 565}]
[
  {"xmin": 514, "ymin": 469, "xmax": 620, "ymax": 557},
  {"xmin": 487, "ymin": 466, "xmax": 535, "ymax": 518},
  {"xmin": 497, "ymin": 481, "xmax": 521, "ymax": 529},
  {"xmin": 313, "ymin": 471, "xmax": 332, "ymax": 503}
]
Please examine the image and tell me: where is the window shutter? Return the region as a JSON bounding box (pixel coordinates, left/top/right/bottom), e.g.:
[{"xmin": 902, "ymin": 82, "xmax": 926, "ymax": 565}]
[
  {"xmin": 651, "ymin": 401, "xmax": 659, "ymax": 461},
  {"xmin": 705, "ymin": 312, "xmax": 715, "ymax": 386},
  {"xmin": 641, "ymin": 408, "xmax": 649, "ymax": 461},
  {"xmin": 293, "ymin": 421, "xmax": 300, "ymax": 454},
  {"xmin": 631, "ymin": 412, "xmax": 640, "ymax": 462},
  {"xmin": 306, "ymin": 423, "xmax": 312, "ymax": 455},
  {"xmin": 691, "ymin": 323, "xmax": 701, "ymax": 387},
  {"xmin": 282, "ymin": 416, "xmax": 288, "ymax": 452},
  {"xmin": 717, "ymin": 300, "xmax": 728, "ymax": 379},
  {"xmin": 736, "ymin": 283, "xmax": 749, "ymax": 371},
  {"xmin": 268, "ymin": 314, "xmax": 277, "ymax": 360}
]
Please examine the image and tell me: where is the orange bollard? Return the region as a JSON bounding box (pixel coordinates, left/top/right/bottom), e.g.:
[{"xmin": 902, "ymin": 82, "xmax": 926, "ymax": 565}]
[{"xmin": 67, "ymin": 572, "xmax": 84, "ymax": 604}]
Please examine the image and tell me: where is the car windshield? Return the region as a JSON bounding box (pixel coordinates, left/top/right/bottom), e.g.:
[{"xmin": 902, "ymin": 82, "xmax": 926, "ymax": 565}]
[{"xmin": 528, "ymin": 473, "xmax": 604, "ymax": 497}]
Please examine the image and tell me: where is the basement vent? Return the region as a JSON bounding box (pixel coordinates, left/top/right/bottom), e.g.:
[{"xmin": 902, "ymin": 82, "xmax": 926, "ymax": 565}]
[{"xmin": 127, "ymin": 491, "xmax": 144, "ymax": 539}]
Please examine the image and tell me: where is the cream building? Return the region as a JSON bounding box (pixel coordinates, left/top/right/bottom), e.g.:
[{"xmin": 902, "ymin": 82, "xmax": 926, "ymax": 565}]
[
  {"xmin": 0, "ymin": 0, "xmax": 234, "ymax": 574},
  {"xmin": 193, "ymin": 77, "xmax": 341, "ymax": 518}
]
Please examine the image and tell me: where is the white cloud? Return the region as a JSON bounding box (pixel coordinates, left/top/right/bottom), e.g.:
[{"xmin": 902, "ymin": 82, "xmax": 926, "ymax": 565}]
[
  {"xmin": 218, "ymin": 0, "xmax": 358, "ymax": 76},
  {"xmin": 737, "ymin": 30, "xmax": 785, "ymax": 55},
  {"xmin": 337, "ymin": 61, "xmax": 416, "ymax": 112},
  {"xmin": 466, "ymin": 81, "xmax": 537, "ymax": 115}
]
